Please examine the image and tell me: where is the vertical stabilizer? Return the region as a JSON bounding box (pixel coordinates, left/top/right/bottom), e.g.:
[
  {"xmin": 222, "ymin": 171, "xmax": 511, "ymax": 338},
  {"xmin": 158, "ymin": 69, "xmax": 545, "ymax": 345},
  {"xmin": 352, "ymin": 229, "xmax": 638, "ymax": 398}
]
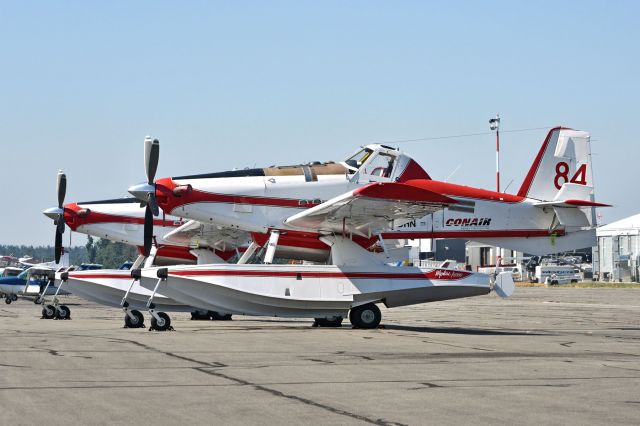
[{"xmin": 517, "ymin": 127, "xmax": 593, "ymax": 202}]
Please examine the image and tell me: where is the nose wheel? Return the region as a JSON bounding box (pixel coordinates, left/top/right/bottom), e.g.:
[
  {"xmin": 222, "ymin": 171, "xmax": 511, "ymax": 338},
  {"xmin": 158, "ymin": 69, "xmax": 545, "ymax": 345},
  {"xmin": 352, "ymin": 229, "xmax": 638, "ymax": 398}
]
[
  {"xmin": 149, "ymin": 311, "xmax": 172, "ymax": 332},
  {"xmin": 55, "ymin": 305, "xmax": 71, "ymax": 320},
  {"xmin": 41, "ymin": 304, "xmax": 56, "ymax": 319},
  {"xmin": 124, "ymin": 309, "xmax": 145, "ymax": 328}
]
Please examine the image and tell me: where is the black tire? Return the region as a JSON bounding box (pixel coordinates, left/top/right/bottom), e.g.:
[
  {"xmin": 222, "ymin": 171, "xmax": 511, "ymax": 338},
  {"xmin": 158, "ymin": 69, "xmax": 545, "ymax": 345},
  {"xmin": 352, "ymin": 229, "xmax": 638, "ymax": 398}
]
[
  {"xmin": 11, "ymin": 294, "xmax": 18, "ymax": 301},
  {"xmin": 210, "ymin": 312, "xmax": 232, "ymax": 321},
  {"xmin": 5, "ymin": 297, "xmax": 12, "ymax": 305},
  {"xmin": 349, "ymin": 303, "xmax": 382, "ymax": 329},
  {"xmin": 190, "ymin": 310, "xmax": 210, "ymax": 321},
  {"xmin": 124, "ymin": 310, "xmax": 145, "ymax": 328},
  {"xmin": 314, "ymin": 316, "xmax": 343, "ymax": 327},
  {"xmin": 42, "ymin": 304, "xmax": 56, "ymax": 319},
  {"xmin": 150, "ymin": 312, "xmax": 171, "ymax": 331},
  {"xmin": 55, "ymin": 305, "xmax": 71, "ymax": 320},
  {"xmin": 34, "ymin": 297, "xmax": 42, "ymax": 304}
]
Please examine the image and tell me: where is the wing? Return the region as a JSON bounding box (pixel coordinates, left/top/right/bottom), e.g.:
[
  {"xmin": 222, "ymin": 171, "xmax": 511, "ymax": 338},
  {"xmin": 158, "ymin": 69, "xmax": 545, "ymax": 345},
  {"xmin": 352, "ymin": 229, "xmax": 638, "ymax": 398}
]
[
  {"xmin": 284, "ymin": 182, "xmax": 456, "ymax": 237},
  {"xmin": 162, "ymin": 220, "xmax": 251, "ymax": 251}
]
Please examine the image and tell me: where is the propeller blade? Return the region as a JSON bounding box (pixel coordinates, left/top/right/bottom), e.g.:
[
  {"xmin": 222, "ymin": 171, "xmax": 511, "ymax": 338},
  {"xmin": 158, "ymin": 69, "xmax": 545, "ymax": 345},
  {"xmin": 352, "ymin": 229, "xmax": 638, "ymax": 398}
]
[
  {"xmin": 57, "ymin": 170, "xmax": 67, "ymax": 209},
  {"xmin": 148, "ymin": 193, "xmax": 159, "ymax": 217},
  {"xmin": 55, "ymin": 230, "xmax": 63, "ymax": 264},
  {"xmin": 143, "ymin": 205, "xmax": 153, "ymax": 257},
  {"xmin": 144, "ymin": 137, "xmax": 160, "ymax": 185},
  {"xmin": 56, "ymin": 215, "xmax": 65, "ymax": 234}
]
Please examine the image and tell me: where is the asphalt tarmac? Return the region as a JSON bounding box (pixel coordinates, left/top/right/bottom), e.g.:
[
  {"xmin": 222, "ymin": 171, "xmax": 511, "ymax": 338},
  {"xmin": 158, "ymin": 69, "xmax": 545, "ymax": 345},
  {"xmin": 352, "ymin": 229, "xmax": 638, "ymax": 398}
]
[{"xmin": 0, "ymin": 288, "xmax": 638, "ymax": 425}]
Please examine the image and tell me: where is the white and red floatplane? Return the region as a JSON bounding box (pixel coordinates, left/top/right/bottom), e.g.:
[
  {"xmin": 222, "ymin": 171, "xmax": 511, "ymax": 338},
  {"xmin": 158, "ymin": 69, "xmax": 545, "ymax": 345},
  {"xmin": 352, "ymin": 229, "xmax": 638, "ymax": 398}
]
[{"xmin": 54, "ymin": 127, "xmax": 606, "ymax": 330}]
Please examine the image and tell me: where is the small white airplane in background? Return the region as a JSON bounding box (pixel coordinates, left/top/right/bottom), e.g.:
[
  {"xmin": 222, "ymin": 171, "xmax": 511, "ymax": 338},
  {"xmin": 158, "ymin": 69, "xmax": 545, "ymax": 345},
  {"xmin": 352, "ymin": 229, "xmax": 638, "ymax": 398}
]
[{"xmin": 64, "ymin": 126, "xmax": 607, "ymax": 330}]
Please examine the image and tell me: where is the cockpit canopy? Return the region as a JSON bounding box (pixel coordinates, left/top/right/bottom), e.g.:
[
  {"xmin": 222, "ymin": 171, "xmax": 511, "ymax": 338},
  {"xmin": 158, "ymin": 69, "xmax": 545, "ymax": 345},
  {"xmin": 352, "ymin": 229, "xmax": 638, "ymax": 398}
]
[{"xmin": 342, "ymin": 144, "xmax": 410, "ymax": 182}]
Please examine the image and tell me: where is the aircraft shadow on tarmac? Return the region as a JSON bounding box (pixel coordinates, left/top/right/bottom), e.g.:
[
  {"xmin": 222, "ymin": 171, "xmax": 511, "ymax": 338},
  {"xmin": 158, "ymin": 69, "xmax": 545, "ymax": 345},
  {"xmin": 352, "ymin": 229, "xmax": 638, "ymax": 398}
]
[{"xmin": 382, "ymin": 324, "xmax": 549, "ymax": 336}]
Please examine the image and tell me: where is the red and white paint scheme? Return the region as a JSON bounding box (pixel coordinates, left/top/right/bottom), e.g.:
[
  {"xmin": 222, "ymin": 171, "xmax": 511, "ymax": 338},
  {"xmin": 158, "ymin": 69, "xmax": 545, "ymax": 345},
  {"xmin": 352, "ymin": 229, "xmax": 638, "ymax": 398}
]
[
  {"xmin": 136, "ymin": 236, "xmax": 515, "ymax": 328},
  {"xmin": 44, "ymin": 194, "xmax": 246, "ymax": 328},
  {"xmin": 44, "ymin": 198, "xmax": 248, "ymax": 264},
  {"xmin": 130, "ymin": 127, "xmax": 606, "ymax": 262}
]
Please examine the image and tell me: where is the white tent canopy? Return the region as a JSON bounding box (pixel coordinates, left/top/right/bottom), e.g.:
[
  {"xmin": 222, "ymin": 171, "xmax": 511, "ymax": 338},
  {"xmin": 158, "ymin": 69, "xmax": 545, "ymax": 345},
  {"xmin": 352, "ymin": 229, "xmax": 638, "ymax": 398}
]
[{"xmin": 597, "ymin": 214, "xmax": 640, "ymax": 237}]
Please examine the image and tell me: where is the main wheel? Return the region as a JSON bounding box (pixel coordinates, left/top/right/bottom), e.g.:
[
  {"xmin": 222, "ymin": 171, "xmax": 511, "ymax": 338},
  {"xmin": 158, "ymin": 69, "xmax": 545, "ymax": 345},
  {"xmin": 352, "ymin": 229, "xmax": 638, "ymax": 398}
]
[
  {"xmin": 314, "ymin": 316, "xmax": 343, "ymax": 327},
  {"xmin": 190, "ymin": 310, "xmax": 210, "ymax": 320},
  {"xmin": 124, "ymin": 310, "xmax": 145, "ymax": 328},
  {"xmin": 5, "ymin": 297, "xmax": 12, "ymax": 304},
  {"xmin": 42, "ymin": 304, "xmax": 56, "ymax": 319},
  {"xmin": 150, "ymin": 312, "xmax": 172, "ymax": 331},
  {"xmin": 34, "ymin": 297, "xmax": 42, "ymax": 304},
  {"xmin": 349, "ymin": 303, "xmax": 382, "ymax": 329},
  {"xmin": 55, "ymin": 305, "xmax": 71, "ymax": 320},
  {"xmin": 210, "ymin": 312, "xmax": 232, "ymax": 321},
  {"xmin": 11, "ymin": 294, "xmax": 18, "ymax": 301}
]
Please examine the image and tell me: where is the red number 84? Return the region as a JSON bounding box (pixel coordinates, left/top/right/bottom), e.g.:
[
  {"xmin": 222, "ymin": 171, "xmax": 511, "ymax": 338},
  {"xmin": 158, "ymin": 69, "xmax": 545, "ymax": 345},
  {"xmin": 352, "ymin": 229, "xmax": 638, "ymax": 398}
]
[{"xmin": 554, "ymin": 162, "xmax": 587, "ymax": 190}]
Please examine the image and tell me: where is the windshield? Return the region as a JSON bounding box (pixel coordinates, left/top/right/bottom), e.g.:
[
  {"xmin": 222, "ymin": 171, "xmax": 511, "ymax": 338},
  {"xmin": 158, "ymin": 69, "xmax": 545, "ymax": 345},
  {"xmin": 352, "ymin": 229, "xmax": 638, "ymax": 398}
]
[
  {"xmin": 17, "ymin": 270, "xmax": 28, "ymax": 280},
  {"xmin": 344, "ymin": 148, "xmax": 373, "ymax": 170}
]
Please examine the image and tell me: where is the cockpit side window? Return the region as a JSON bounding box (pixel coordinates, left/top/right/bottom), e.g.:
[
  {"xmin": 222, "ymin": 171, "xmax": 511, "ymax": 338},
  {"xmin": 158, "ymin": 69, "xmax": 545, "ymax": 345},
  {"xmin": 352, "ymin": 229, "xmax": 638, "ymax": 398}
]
[
  {"xmin": 344, "ymin": 148, "xmax": 373, "ymax": 170},
  {"xmin": 362, "ymin": 153, "xmax": 395, "ymax": 178}
]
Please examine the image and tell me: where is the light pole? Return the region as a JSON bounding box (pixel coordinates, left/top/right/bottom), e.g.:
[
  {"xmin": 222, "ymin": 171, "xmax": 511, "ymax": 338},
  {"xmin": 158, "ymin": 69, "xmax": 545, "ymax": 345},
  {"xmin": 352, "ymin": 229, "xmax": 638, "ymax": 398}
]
[
  {"xmin": 489, "ymin": 114, "xmax": 500, "ymax": 192},
  {"xmin": 489, "ymin": 114, "xmax": 501, "ymax": 266}
]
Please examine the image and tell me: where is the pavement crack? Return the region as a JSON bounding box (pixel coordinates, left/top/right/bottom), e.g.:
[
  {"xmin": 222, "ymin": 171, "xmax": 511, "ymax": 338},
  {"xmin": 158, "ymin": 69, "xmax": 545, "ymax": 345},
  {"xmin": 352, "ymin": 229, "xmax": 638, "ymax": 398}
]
[
  {"xmin": 104, "ymin": 335, "xmax": 407, "ymax": 426},
  {"xmin": 305, "ymin": 358, "xmax": 334, "ymax": 364}
]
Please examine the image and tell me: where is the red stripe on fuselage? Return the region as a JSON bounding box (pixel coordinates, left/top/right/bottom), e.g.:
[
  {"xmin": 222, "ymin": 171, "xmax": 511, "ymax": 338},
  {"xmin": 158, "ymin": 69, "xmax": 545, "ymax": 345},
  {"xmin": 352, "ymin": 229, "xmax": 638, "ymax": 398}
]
[
  {"xmin": 64, "ymin": 203, "xmax": 179, "ymax": 231},
  {"xmin": 381, "ymin": 229, "xmax": 565, "ymax": 239},
  {"xmin": 169, "ymin": 269, "xmax": 472, "ymax": 281},
  {"xmin": 68, "ymin": 273, "xmax": 131, "ymax": 280},
  {"xmin": 155, "ymin": 177, "xmax": 322, "ymax": 214}
]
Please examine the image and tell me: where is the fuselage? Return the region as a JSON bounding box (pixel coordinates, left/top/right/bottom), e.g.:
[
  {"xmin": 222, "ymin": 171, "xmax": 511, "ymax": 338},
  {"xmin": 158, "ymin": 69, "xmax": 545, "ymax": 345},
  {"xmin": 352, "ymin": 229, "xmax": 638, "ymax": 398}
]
[
  {"xmin": 58, "ymin": 198, "xmax": 202, "ymax": 263},
  {"xmin": 148, "ymin": 145, "xmax": 569, "ymax": 261}
]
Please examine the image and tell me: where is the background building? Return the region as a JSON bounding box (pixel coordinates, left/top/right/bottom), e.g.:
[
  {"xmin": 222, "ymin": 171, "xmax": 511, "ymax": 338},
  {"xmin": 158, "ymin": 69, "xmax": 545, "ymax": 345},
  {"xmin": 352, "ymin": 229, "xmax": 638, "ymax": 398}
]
[{"xmin": 594, "ymin": 214, "xmax": 640, "ymax": 282}]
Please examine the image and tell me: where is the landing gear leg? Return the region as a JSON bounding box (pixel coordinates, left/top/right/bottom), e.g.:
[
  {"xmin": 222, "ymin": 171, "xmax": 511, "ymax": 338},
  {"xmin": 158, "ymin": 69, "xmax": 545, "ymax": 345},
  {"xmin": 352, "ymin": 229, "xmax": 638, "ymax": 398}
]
[
  {"xmin": 39, "ymin": 274, "xmax": 57, "ymax": 319},
  {"xmin": 122, "ymin": 269, "xmax": 145, "ymax": 329},
  {"xmin": 349, "ymin": 303, "xmax": 381, "ymax": 329},
  {"xmin": 52, "ymin": 279, "xmax": 70, "ymax": 320},
  {"xmin": 146, "ymin": 268, "xmax": 173, "ymax": 332}
]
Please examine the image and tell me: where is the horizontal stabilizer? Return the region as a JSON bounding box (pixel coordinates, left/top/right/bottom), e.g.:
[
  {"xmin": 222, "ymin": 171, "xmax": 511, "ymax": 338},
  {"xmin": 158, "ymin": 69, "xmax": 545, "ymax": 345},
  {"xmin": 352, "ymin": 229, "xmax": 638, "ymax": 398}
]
[{"xmin": 534, "ymin": 183, "xmax": 610, "ymax": 208}]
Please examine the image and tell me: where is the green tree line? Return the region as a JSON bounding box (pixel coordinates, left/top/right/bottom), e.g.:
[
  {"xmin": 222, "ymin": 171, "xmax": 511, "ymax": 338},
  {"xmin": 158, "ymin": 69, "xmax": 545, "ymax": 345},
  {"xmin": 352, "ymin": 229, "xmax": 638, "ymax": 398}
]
[{"xmin": 0, "ymin": 237, "xmax": 138, "ymax": 269}]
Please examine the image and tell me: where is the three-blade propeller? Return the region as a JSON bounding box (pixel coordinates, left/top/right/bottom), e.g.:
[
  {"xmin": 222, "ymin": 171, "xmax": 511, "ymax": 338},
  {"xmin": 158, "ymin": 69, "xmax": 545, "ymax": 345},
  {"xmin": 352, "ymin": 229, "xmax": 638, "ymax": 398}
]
[{"xmin": 128, "ymin": 136, "xmax": 160, "ymax": 256}]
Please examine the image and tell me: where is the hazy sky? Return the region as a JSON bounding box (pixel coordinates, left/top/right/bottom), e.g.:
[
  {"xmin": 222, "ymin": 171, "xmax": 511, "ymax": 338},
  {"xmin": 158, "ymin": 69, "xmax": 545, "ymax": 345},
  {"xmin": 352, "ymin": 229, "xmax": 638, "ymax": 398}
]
[{"xmin": 1, "ymin": 1, "xmax": 638, "ymax": 247}]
